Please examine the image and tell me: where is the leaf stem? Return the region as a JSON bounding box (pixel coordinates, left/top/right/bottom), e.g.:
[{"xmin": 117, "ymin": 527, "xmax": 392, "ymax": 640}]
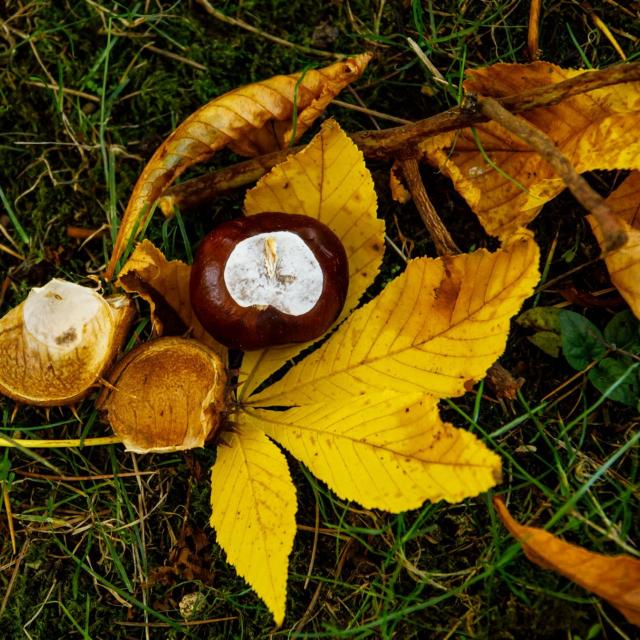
[{"xmin": 0, "ymin": 435, "xmax": 122, "ymax": 449}]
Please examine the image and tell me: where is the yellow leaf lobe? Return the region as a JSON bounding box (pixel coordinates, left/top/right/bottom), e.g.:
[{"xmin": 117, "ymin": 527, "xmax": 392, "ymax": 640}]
[{"xmin": 211, "ymin": 423, "xmax": 297, "ymax": 626}]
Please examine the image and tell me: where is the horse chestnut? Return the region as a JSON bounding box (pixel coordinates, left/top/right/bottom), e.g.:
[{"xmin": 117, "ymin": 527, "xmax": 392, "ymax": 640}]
[{"xmin": 190, "ymin": 212, "xmax": 349, "ymax": 350}]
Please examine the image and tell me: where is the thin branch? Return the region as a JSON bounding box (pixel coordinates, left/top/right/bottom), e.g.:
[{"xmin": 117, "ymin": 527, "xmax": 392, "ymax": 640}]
[
  {"xmin": 159, "ymin": 61, "xmax": 640, "ymax": 214},
  {"xmin": 476, "ymin": 96, "xmax": 627, "ymax": 252},
  {"xmin": 195, "ymin": 0, "xmax": 341, "ymax": 59},
  {"xmin": 399, "ymin": 158, "xmax": 459, "ymax": 255},
  {"xmin": 528, "ymin": 0, "xmax": 542, "ymax": 61}
]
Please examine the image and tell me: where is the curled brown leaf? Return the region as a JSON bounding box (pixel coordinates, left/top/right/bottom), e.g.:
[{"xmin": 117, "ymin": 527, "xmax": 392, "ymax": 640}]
[{"xmin": 106, "ymin": 54, "xmax": 372, "ymax": 280}]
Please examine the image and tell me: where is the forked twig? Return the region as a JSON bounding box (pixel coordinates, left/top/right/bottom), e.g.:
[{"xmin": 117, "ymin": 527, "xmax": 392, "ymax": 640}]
[
  {"xmin": 159, "ymin": 62, "xmax": 640, "ymax": 215},
  {"xmin": 476, "ymin": 96, "xmax": 627, "ymax": 252}
]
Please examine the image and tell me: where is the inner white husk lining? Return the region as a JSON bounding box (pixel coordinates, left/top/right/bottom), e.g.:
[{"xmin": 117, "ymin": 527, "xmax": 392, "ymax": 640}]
[{"xmin": 23, "ymin": 279, "xmax": 105, "ymax": 350}]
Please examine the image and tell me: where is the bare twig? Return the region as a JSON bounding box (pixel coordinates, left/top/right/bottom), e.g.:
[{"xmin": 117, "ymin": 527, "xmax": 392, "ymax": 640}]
[
  {"xmin": 476, "ymin": 95, "xmax": 627, "ymax": 252},
  {"xmin": 399, "ymin": 158, "xmax": 459, "ymax": 255},
  {"xmin": 331, "ymin": 99, "xmax": 413, "ymax": 125},
  {"xmin": 144, "ymin": 44, "xmax": 207, "ymax": 70},
  {"xmin": 159, "ymin": 62, "xmax": 640, "ymax": 214},
  {"xmin": 528, "ymin": 0, "xmax": 542, "ymax": 60},
  {"xmin": 195, "ymin": 0, "xmax": 341, "ymax": 59},
  {"xmin": 26, "ymin": 81, "xmax": 100, "ymax": 103}
]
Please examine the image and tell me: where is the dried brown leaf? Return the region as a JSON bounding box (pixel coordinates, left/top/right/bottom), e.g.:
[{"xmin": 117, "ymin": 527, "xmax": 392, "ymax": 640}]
[
  {"xmin": 495, "ymin": 498, "xmax": 640, "ymax": 626},
  {"xmin": 118, "ymin": 240, "xmax": 227, "ymax": 361},
  {"xmin": 588, "ymin": 172, "xmax": 640, "ymax": 318},
  {"xmin": 421, "ymin": 62, "xmax": 640, "ymax": 238},
  {"xmin": 106, "ymin": 54, "xmax": 372, "ymax": 279}
]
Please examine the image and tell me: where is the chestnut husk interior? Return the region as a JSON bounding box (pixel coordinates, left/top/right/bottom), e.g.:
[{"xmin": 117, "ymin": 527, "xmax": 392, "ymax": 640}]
[{"xmin": 190, "ymin": 212, "xmax": 349, "ymax": 350}]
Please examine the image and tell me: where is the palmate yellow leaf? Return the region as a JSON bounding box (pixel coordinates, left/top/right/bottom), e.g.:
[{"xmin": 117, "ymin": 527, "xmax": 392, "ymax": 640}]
[
  {"xmin": 588, "ymin": 172, "xmax": 640, "ymax": 318},
  {"xmin": 239, "ymin": 119, "xmax": 385, "ymax": 398},
  {"xmin": 106, "ymin": 54, "xmax": 371, "ymax": 279},
  {"xmin": 211, "ymin": 423, "xmax": 297, "ymax": 626},
  {"xmin": 495, "ymin": 498, "xmax": 640, "ymax": 626},
  {"xmin": 247, "ymin": 229, "xmax": 539, "ymax": 406},
  {"xmin": 420, "ymin": 62, "xmax": 640, "ymax": 239},
  {"xmin": 118, "ymin": 240, "xmax": 227, "ymax": 360},
  {"xmin": 244, "ymin": 392, "xmax": 501, "ymax": 511}
]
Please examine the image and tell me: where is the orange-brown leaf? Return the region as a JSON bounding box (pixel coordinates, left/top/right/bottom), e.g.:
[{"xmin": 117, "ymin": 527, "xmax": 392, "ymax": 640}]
[
  {"xmin": 421, "ymin": 62, "xmax": 640, "ymax": 238},
  {"xmin": 495, "ymin": 498, "xmax": 640, "ymax": 626},
  {"xmin": 106, "ymin": 54, "xmax": 371, "ymax": 279},
  {"xmin": 117, "ymin": 240, "xmax": 227, "ymax": 361},
  {"xmin": 588, "ymin": 172, "xmax": 640, "ymax": 318},
  {"xmin": 389, "ymin": 161, "xmax": 411, "ymax": 204}
]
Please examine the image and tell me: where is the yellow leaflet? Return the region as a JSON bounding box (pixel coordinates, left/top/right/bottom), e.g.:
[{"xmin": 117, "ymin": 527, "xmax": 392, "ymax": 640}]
[
  {"xmin": 587, "ymin": 171, "xmax": 640, "ymax": 319},
  {"xmin": 239, "ymin": 119, "xmax": 385, "ymax": 398},
  {"xmin": 106, "ymin": 54, "xmax": 371, "ymax": 279},
  {"xmin": 247, "ymin": 229, "xmax": 539, "ymax": 406},
  {"xmin": 421, "ymin": 62, "xmax": 640, "ymax": 239},
  {"xmin": 245, "ymin": 392, "xmax": 501, "ymax": 511},
  {"xmin": 210, "ymin": 422, "xmax": 297, "ymax": 626}
]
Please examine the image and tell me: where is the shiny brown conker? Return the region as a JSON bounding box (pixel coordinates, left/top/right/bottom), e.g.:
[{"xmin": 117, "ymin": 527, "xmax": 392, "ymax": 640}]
[{"xmin": 190, "ymin": 212, "xmax": 349, "ymax": 350}]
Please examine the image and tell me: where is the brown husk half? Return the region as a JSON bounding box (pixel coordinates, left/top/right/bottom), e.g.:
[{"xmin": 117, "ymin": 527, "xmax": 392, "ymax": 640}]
[
  {"xmin": 0, "ymin": 285, "xmax": 134, "ymax": 406},
  {"xmin": 100, "ymin": 337, "xmax": 227, "ymax": 453}
]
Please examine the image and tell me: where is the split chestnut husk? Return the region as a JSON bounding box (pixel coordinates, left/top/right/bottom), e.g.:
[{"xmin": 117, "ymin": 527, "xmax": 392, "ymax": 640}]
[
  {"xmin": 99, "ymin": 337, "xmax": 227, "ymax": 453},
  {"xmin": 0, "ymin": 279, "xmax": 134, "ymax": 406}
]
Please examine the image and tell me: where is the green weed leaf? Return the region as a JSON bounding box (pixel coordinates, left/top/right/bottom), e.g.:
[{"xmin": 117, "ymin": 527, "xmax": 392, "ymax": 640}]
[
  {"xmin": 588, "ymin": 358, "xmax": 638, "ymax": 407},
  {"xmin": 604, "ymin": 310, "xmax": 640, "ymax": 353},
  {"xmin": 559, "ymin": 310, "xmax": 606, "ymax": 370}
]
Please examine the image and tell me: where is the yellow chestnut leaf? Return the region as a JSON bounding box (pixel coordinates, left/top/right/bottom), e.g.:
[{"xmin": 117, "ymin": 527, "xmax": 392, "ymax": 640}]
[
  {"xmin": 587, "ymin": 172, "xmax": 640, "ymax": 318},
  {"xmin": 421, "ymin": 62, "xmax": 640, "ymax": 239},
  {"xmin": 495, "ymin": 498, "xmax": 640, "ymax": 626},
  {"xmin": 245, "ymin": 392, "xmax": 501, "ymax": 512},
  {"xmin": 106, "ymin": 54, "xmax": 372, "ymax": 279},
  {"xmin": 210, "ymin": 422, "xmax": 297, "ymax": 627},
  {"xmin": 239, "ymin": 119, "xmax": 385, "ymax": 398},
  {"xmin": 247, "ymin": 229, "xmax": 539, "ymax": 406},
  {"xmin": 118, "ymin": 240, "xmax": 227, "ymax": 361}
]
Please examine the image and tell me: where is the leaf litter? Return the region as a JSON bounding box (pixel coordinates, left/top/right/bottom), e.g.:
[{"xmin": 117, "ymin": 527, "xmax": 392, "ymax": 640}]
[{"xmin": 1, "ymin": 54, "xmax": 639, "ymax": 631}]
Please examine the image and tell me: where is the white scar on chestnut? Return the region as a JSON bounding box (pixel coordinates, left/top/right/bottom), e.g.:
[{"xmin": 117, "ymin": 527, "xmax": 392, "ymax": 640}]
[{"xmin": 223, "ymin": 231, "xmax": 324, "ymax": 316}]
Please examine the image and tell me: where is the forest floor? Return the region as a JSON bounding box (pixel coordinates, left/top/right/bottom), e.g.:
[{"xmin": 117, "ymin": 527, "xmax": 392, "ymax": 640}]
[{"xmin": 0, "ymin": 1, "xmax": 638, "ymax": 638}]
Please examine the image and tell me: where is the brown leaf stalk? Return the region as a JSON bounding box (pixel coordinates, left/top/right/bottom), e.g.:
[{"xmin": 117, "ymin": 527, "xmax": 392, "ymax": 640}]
[
  {"xmin": 160, "ymin": 62, "xmax": 640, "ymax": 214},
  {"xmin": 528, "ymin": 0, "xmax": 542, "ymax": 61},
  {"xmin": 399, "ymin": 158, "xmax": 459, "ymax": 255},
  {"xmin": 476, "ymin": 95, "xmax": 627, "ymax": 252}
]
